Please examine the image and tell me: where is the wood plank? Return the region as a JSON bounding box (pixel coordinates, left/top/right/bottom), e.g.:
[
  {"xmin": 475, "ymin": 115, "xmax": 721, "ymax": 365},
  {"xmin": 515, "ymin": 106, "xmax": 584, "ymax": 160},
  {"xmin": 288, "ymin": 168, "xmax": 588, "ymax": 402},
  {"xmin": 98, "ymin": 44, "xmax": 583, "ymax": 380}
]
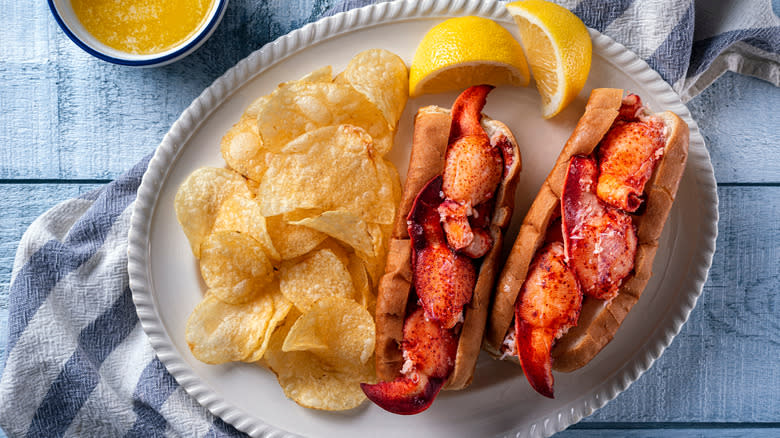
[
  {"xmin": 585, "ymin": 186, "xmax": 780, "ymax": 422},
  {"xmin": 559, "ymin": 426, "xmax": 780, "ymax": 437},
  {"xmin": 686, "ymin": 72, "xmax": 780, "ymax": 184}
]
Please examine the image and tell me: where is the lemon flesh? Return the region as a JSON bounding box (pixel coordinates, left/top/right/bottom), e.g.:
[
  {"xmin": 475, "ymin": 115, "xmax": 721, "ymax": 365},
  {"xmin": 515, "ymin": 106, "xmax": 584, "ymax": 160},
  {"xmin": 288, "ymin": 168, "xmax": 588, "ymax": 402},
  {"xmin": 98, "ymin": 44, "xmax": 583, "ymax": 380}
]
[
  {"xmin": 506, "ymin": 0, "xmax": 592, "ymax": 118},
  {"xmin": 409, "ymin": 16, "xmax": 530, "ymax": 97}
]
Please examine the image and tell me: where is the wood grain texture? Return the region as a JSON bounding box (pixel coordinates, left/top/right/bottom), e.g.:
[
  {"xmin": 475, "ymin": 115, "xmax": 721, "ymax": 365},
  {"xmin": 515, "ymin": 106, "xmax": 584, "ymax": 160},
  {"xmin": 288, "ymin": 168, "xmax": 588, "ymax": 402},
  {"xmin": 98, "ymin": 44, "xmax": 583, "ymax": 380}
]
[
  {"xmin": 560, "ymin": 427, "xmax": 780, "ymax": 437},
  {"xmin": 686, "ymin": 72, "xmax": 780, "ymax": 184},
  {"xmin": 586, "ymin": 186, "xmax": 780, "ymax": 423}
]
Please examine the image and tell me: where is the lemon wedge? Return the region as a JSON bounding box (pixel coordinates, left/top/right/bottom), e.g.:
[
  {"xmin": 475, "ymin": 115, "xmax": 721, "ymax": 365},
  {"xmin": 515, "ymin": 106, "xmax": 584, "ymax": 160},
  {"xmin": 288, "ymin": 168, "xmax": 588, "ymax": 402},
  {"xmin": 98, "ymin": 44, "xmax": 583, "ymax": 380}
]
[
  {"xmin": 506, "ymin": 0, "xmax": 592, "ymax": 118},
  {"xmin": 409, "ymin": 16, "xmax": 530, "ymax": 97}
]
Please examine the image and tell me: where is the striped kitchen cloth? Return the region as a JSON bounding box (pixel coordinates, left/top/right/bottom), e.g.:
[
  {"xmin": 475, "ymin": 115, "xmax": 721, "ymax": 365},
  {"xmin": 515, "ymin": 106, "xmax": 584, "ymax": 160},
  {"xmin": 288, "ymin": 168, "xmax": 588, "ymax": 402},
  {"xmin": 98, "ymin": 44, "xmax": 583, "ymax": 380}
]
[{"xmin": 1, "ymin": 1, "xmax": 777, "ymax": 437}]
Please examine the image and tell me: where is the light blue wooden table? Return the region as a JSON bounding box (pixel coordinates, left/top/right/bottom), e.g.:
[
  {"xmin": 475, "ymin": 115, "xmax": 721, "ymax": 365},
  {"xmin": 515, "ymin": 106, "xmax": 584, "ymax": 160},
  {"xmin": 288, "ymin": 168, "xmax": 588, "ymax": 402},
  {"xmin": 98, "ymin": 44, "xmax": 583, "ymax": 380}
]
[{"xmin": 1, "ymin": 0, "xmax": 778, "ymax": 437}]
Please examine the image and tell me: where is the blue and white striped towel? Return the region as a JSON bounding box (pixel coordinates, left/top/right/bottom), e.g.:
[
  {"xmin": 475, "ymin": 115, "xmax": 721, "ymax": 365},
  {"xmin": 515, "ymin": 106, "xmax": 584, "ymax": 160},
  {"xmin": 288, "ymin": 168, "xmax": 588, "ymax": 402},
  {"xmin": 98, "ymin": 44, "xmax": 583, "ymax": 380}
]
[{"xmin": 1, "ymin": 1, "xmax": 778, "ymax": 437}]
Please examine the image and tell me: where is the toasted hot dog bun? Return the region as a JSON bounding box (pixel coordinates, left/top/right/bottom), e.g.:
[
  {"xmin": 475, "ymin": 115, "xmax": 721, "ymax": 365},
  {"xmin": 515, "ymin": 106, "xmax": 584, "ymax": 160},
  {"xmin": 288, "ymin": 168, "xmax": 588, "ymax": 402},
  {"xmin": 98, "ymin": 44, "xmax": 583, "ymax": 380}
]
[
  {"xmin": 376, "ymin": 105, "xmax": 521, "ymax": 390},
  {"xmin": 485, "ymin": 88, "xmax": 689, "ymax": 372}
]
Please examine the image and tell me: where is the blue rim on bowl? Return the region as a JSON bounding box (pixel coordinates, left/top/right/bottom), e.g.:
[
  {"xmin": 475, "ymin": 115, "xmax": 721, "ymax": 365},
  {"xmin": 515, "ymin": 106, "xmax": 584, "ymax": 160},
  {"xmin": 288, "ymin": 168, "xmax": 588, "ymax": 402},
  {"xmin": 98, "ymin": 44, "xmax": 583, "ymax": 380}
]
[{"xmin": 47, "ymin": 0, "xmax": 229, "ymax": 67}]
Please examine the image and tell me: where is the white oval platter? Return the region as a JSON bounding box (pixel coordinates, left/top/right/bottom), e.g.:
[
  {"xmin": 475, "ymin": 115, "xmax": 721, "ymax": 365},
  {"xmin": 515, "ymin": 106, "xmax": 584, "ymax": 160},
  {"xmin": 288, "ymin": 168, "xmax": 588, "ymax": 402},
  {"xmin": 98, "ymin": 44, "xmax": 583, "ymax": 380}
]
[{"xmin": 127, "ymin": 1, "xmax": 718, "ymax": 437}]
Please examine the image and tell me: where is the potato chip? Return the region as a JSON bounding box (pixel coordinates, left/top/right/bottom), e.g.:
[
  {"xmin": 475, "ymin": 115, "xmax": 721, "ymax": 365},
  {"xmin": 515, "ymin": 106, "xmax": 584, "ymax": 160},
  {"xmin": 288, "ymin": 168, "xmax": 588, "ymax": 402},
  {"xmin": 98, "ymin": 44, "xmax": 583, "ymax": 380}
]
[
  {"xmin": 370, "ymin": 156, "xmax": 403, "ymax": 235},
  {"xmin": 258, "ymin": 125, "xmax": 395, "ymax": 225},
  {"xmin": 244, "ymin": 177, "xmax": 260, "ymax": 194},
  {"xmin": 351, "ymin": 222, "xmax": 391, "ymax": 286},
  {"xmin": 279, "ymin": 248, "xmax": 355, "ymax": 312},
  {"xmin": 266, "ymin": 215, "xmax": 328, "ymax": 260},
  {"xmin": 174, "ymin": 167, "xmax": 251, "ymax": 258},
  {"xmin": 200, "ymin": 231, "xmax": 274, "ymax": 304},
  {"xmin": 185, "ymin": 288, "xmax": 276, "ymax": 364},
  {"xmin": 283, "ymin": 296, "xmax": 375, "ymax": 366},
  {"xmin": 220, "ymin": 117, "xmax": 270, "ymax": 182},
  {"xmin": 296, "ymin": 65, "xmax": 334, "ymax": 84},
  {"xmin": 179, "ymin": 52, "xmax": 409, "ymax": 410},
  {"xmin": 347, "ymin": 253, "xmax": 375, "ymax": 316},
  {"xmin": 244, "ymin": 290, "xmax": 293, "ymax": 363},
  {"xmin": 336, "ymin": 49, "xmax": 409, "ymax": 132},
  {"xmin": 255, "ymin": 81, "xmax": 391, "ymax": 154},
  {"xmin": 311, "ymin": 238, "xmax": 351, "ymax": 267},
  {"xmin": 243, "ymin": 66, "xmax": 333, "ymax": 120},
  {"xmin": 290, "ymin": 210, "xmax": 375, "ymax": 257},
  {"xmin": 264, "ymin": 308, "xmax": 375, "ymax": 411},
  {"xmin": 378, "ymin": 157, "xmax": 403, "ymax": 207},
  {"xmin": 213, "ymin": 193, "xmax": 280, "ymax": 261}
]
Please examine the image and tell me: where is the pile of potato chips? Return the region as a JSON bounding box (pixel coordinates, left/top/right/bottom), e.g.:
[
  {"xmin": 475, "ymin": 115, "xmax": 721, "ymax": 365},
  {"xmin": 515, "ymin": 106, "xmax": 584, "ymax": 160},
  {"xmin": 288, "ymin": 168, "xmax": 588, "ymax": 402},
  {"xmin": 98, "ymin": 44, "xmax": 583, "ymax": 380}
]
[{"xmin": 175, "ymin": 49, "xmax": 408, "ymax": 411}]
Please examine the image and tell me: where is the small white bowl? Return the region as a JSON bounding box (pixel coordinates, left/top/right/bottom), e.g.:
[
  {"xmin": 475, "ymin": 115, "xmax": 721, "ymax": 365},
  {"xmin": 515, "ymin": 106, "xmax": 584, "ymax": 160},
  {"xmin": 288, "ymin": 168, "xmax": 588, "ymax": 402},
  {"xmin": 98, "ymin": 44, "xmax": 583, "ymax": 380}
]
[{"xmin": 47, "ymin": 0, "xmax": 229, "ymax": 67}]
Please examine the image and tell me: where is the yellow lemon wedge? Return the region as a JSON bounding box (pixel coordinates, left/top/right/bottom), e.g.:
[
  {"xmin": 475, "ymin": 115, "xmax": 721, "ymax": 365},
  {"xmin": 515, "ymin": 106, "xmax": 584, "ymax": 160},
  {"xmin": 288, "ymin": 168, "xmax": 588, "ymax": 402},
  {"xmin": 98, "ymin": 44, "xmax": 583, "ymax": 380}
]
[
  {"xmin": 409, "ymin": 16, "xmax": 530, "ymax": 97},
  {"xmin": 506, "ymin": 0, "xmax": 592, "ymax": 118}
]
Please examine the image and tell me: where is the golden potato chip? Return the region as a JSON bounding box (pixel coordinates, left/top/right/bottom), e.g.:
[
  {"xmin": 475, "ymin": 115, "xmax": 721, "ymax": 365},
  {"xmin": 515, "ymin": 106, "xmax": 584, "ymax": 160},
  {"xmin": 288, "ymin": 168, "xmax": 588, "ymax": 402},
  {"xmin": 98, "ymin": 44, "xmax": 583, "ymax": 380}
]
[
  {"xmin": 200, "ymin": 231, "xmax": 274, "ymax": 304},
  {"xmin": 336, "ymin": 49, "xmax": 409, "ymax": 132},
  {"xmin": 220, "ymin": 117, "xmax": 270, "ymax": 182},
  {"xmin": 352, "ymin": 222, "xmax": 391, "ymax": 286},
  {"xmin": 347, "ymin": 253, "xmax": 375, "ymax": 316},
  {"xmin": 290, "ymin": 210, "xmax": 375, "ymax": 257},
  {"xmin": 265, "ymin": 306, "xmax": 302, "ymax": 358},
  {"xmin": 311, "ymin": 238, "xmax": 351, "ymax": 267},
  {"xmin": 283, "ymin": 296, "xmax": 375, "ymax": 367},
  {"xmin": 213, "ymin": 193, "xmax": 281, "ymax": 261},
  {"xmin": 244, "ymin": 177, "xmax": 260, "ymax": 194},
  {"xmin": 279, "ymin": 248, "xmax": 355, "ymax": 312},
  {"xmin": 264, "ymin": 311, "xmax": 375, "ymax": 411},
  {"xmin": 244, "ymin": 289, "xmax": 293, "ymax": 363},
  {"xmin": 258, "ymin": 125, "xmax": 395, "ymax": 225},
  {"xmin": 266, "ymin": 215, "xmax": 328, "ymax": 260},
  {"xmin": 255, "ymin": 81, "xmax": 391, "ymax": 154},
  {"xmin": 296, "ymin": 65, "xmax": 334, "ymax": 84},
  {"xmin": 243, "ymin": 96, "xmax": 270, "ymax": 123},
  {"xmin": 378, "ymin": 157, "xmax": 403, "ymax": 207},
  {"xmin": 174, "ymin": 167, "xmax": 251, "ymax": 258},
  {"xmin": 185, "ymin": 288, "xmax": 276, "ymax": 364},
  {"xmin": 243, "ymin": 66, "xmax": 333, "ymax": 120}
]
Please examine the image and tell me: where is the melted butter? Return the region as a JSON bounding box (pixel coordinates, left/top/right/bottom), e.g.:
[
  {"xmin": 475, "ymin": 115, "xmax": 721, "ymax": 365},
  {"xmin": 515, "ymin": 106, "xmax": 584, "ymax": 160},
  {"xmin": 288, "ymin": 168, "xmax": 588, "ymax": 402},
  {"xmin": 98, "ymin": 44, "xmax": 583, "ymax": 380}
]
[{"xmin": 71, "ymin": 0, "xmax": 215, "ymax": 55}]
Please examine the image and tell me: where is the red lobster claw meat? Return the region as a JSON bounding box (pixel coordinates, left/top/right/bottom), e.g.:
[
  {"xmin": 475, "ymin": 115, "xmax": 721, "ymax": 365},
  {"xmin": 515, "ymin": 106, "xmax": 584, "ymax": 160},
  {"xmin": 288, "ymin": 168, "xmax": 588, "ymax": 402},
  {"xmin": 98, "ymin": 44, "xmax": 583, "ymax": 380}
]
[
  {"xmin": 409, "ymin": 176, "xmax": 477, "ymax": 329},
  {"xmin": 361, "ymin": 307, "xmax": 457, "ymax": 415},
  {"xmin": 361, "ymin": 177, "xmax": 469, "ymax": 414},
  {"xmin": 562, "ymin": 155, "xmax": 638, "ymax": 300},
  {"xmin": 596, "ymin": 95, "xmax": 666, "ymax": 212},
  {"xmin": 438, "ymin": 85, "xmax": 504, "ymax": 257},
  {"xmin": 514, "ymin": 242, "xmax": 582, "ymax": 398}
]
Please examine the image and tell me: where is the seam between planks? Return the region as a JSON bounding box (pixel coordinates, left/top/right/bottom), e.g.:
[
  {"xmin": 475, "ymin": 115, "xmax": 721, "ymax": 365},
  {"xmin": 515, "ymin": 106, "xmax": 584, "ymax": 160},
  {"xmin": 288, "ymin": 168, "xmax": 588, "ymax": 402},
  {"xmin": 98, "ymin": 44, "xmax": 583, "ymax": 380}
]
[{"xmin": 572, "ymin": 422, "xmax": 780, "ymax": 429}]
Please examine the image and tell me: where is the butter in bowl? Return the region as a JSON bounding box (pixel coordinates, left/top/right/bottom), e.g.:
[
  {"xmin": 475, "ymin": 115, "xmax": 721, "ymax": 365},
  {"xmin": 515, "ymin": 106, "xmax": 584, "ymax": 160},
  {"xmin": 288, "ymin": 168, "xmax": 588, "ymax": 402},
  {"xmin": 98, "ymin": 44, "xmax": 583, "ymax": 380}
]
[{"xmin": 47, "ymin": 0, "xmax": 229, "ymax": 67}]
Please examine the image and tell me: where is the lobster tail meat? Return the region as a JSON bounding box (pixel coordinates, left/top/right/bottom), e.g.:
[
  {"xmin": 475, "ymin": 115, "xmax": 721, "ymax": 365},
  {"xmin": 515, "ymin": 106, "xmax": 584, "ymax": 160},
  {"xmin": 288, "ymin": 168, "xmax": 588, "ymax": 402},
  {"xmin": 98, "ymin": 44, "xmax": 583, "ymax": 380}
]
[
  {"xmin": 409, "ymin": 177, "xmax": 476, "ymax": 329},
  {"xmin": 562, "ymin": 156, "xmax": 637, "ymax": 301},
  {"xmin": 514, "ymin": 242, "xmax": 582, "ymax": 398},
  {"xmin": 596, "ymin": 95, "xmax": 667, "ymax": 212}
]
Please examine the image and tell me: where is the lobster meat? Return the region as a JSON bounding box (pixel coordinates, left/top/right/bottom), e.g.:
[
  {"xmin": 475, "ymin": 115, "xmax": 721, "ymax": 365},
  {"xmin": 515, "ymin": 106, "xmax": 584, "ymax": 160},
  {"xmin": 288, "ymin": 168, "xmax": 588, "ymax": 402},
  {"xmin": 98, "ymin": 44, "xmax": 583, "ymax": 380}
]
[
  {"xmin": 363, "ymin": 86, "xmax": 510, "ymax": 413},
  {"xmin": 512, "ymin": 94, "xmax": 669, "ymax": 398}
]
